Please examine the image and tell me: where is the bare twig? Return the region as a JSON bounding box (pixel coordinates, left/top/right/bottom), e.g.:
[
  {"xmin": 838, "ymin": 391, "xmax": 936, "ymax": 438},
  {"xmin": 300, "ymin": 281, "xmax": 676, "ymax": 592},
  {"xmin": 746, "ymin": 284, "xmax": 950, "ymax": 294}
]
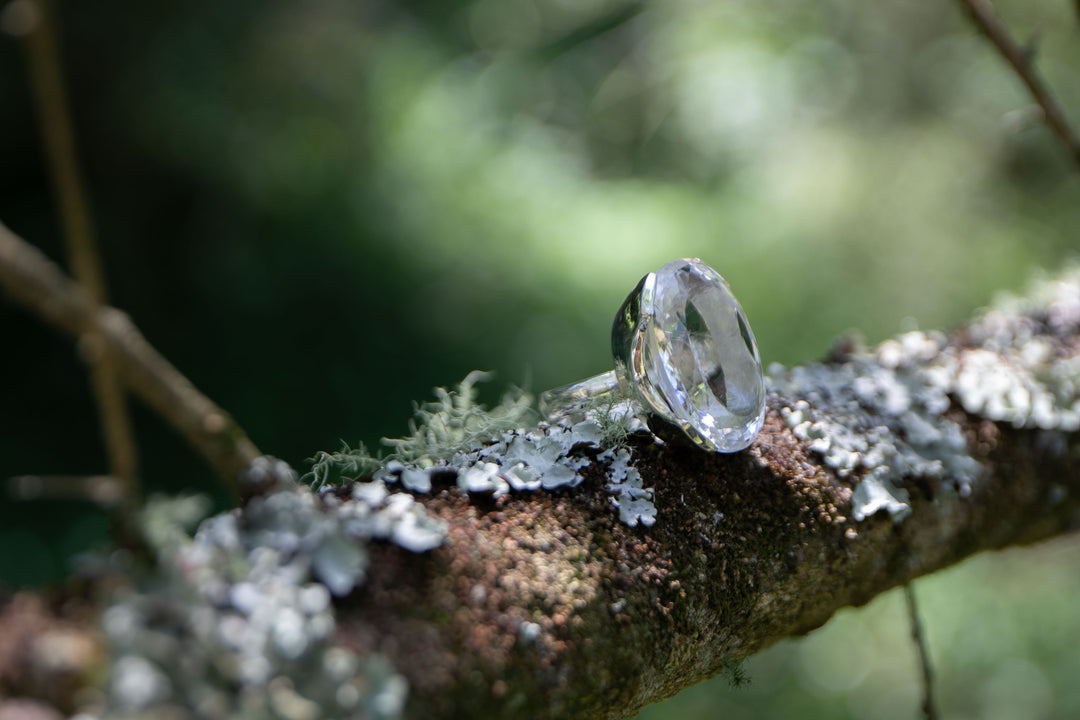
[
  {"xmin": 8, "ymin": 474, "xmax": 125, "ymax": 507},
  {"xmin": 0, "ymin": 220, "xmax": 260, "ymax": 499},
  {"xmin": 14, "ymin": 0, "xmax": 139, "ymax": 501},
  {"xmin": 904, "ymin": 584, "xmax": 939, "ymax": 720},
  {"xmin": 956, "ymin": 0, "xmax": 1080, "ymax": 171}
]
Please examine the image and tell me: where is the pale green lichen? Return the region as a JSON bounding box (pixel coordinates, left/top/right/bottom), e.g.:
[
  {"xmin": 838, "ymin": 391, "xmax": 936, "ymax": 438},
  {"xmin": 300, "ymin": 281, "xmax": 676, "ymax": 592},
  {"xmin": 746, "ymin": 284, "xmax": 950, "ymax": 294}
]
[
  {"xmin": 577, "ymin": 395, "xmax": 644, "ymax": 447},
  {"xmin": 304, "ymin": 371, "xmax": 534, "ymax": 489},
  {"xmin": 770, "ymin": 268, "xmax": 1080, "ymax": 523},
  {"xmin": 87, "ymin": 458, "xmax": 439, "ymax": 720},
  {"xmin": 305, "ymin": 441, "xmax": 383, "ymax": 491},
  {"xmin": 306, "ymin": 372, "xmax": 659, "ymax": 528},
  {"xmin": 380, "ymin": 370, "xmax": 535, "ymax": 467}
]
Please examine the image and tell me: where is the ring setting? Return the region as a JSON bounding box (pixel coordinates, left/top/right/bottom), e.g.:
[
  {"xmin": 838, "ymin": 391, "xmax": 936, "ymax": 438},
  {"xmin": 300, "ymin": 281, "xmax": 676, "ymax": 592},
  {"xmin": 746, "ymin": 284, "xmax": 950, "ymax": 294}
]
[{"xmin": 540, "ymin": 258, "xmax": 766, "ymax": 453}]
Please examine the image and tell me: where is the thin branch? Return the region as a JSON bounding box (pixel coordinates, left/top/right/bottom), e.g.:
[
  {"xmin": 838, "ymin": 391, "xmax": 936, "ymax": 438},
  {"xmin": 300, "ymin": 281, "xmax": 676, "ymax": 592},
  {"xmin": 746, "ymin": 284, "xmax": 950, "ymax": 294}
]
[
  {"xmin": 8, "ymin": 474, "xmax": 125, "ymax": 507},
  {"xmin": 904, "ymin": 584, "xmax": 939, "ymax": 720},
  {"xmin": 956, "ymin": 0, "xmax": 1080, "ymax": 171},
  {"xmin": 0, "ymin": 220, "xmax": 260, "ymax": 499},
  {"xmin": 15, "ymin": 0, "xmax": 139, "ymax": 501}
]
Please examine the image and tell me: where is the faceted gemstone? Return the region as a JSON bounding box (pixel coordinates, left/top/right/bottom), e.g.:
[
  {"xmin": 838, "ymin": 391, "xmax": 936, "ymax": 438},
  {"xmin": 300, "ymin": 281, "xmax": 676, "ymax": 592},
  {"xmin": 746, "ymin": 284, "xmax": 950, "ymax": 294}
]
[{"xmin": 613, "ymin": 258, "xmax": 765, "ymax": 452}]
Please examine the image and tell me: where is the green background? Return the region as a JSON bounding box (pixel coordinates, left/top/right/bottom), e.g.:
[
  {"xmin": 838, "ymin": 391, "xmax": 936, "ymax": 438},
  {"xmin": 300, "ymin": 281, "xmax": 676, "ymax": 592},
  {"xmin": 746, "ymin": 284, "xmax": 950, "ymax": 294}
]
[{"xmin": 1, "ymin": 0, "xmax": 1079, "ymax": 717}]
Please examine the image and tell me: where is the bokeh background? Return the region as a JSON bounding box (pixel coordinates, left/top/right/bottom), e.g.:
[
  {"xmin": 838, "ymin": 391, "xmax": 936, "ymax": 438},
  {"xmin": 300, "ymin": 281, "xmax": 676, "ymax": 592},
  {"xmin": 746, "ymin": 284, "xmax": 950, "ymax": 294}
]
[{"xmin": 2, "ymin": 0, "xmax": 1079, "ymax": 717}]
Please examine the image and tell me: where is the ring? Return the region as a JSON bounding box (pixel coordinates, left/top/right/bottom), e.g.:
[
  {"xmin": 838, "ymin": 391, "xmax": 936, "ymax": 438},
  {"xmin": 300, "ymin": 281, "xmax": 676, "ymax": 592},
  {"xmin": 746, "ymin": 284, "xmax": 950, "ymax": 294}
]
[{"xmin": 539, "ymin": 258, "xmax": 766, "ymax": 453}]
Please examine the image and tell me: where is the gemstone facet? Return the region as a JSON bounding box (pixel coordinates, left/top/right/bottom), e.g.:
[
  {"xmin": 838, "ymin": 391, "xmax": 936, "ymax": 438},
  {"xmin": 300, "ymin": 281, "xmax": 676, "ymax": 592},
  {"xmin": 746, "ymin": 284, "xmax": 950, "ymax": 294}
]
[{"xmin": 613, "ymin": 258, "xmax": 765, "ymax": 452}]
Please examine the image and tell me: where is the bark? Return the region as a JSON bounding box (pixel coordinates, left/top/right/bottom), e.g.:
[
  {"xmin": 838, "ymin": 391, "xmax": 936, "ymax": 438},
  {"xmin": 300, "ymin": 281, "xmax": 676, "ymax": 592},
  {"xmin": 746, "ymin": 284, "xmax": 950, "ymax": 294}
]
[
  {"xmin": 344, "ymin": 403, "xmax": 1079, "ymax": 719},
  {"xmin": 3, "ymin": 272, "xmax": 1080, "ymax": 719}
]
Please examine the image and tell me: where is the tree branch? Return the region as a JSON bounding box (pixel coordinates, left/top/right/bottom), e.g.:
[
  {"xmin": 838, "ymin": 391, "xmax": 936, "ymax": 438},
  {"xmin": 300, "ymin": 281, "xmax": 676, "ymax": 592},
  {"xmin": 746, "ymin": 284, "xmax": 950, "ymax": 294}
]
[
  {"xmin": 0, "ymin": 220, "xmax": 259, "ymax": 496},
  {"xmin": 904, "ymin": 584, "xmax": 939, "ymax": 720},
  {"xmin": 956, "ymin": 0, "xmax": 1080, "ymax": 170},
  {"xmin": 14, "ymin": 0, "xmax": 140, "ymax": 501},
  {"xmin": 5, "ymin": 266, "xmax": 1080, "ymax": 719},
  {"xmin": 357, "ymin": 411, "xmax": 1079, "ymax": 718}
]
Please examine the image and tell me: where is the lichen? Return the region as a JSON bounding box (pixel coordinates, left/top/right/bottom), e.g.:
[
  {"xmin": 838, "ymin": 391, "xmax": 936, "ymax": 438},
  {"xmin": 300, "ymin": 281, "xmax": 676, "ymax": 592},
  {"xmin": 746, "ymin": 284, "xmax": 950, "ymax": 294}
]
[
  {"xmin": 769, "ymin": 268, "xmax": 1080, "ymax": 522},
  {"xmin": 577, "ymin": 395, "xmax": 646, "ymax": 447},
  {"xmin": 303, "ymin": 372, "xmax": 534, "ymax": 489},
  {"xmin": 370, "ymin": 420, "xmax": 660, "ymax": 529},
  {"xmin": 85, "ymin": 458, "xmax": 448, "ymax": 720},
  {"xmin": 307, "ymin": 373, "xmax": 659, "ymax": 529},
  {"xmin": 599, "ymin": 447, "xmax": 656, "ymax": 527}
]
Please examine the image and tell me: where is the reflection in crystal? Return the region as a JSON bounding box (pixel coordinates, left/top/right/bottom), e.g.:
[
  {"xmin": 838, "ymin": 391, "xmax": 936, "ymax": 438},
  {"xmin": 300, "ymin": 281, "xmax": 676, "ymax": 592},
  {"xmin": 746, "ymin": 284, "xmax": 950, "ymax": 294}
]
[
  {"xmin": 544, "ymin": 258, "xmax": 765, "ymax": 453},
  {"xmin": 707, "ymin": 365, "xmax": 727, "ymax": 404},
  {"xmin": 618, "ymin": 258, "xmax": 765, "ymax": 452}
]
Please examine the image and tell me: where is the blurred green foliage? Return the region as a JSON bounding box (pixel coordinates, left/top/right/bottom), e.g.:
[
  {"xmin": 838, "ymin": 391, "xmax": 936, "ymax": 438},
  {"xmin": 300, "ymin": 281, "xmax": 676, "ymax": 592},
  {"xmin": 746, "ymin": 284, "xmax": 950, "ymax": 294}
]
[{"xmin": 2, "ymin": 0, "xmax": 1080, "ymax": 716}]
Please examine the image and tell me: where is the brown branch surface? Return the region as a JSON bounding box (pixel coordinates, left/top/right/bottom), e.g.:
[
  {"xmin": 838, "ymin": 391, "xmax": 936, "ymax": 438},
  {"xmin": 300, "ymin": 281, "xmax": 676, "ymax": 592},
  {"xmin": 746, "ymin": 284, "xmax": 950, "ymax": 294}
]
[
  {"xmin": 326, "ymin": 270, "xmax": 1080, "ymax": 718},
  {"xmin": 0, "ymin": 220, "xmax": 259, "ymax": 495},
  {"xmin": 957, "ymin": 0, "xmax": 1080, "ymax": 170},
  {"xmin": 4, "ymin": 258, "xmax": 1080, "ymax": 719},
  {"xmin": 343, "ymin": 407, "xmax": 1079, "ymax": 719}
]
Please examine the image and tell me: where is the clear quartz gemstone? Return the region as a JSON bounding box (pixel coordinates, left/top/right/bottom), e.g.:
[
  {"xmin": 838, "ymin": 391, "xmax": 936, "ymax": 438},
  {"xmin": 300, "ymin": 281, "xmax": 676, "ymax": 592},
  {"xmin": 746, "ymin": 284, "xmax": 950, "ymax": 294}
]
[{"xmin": 616, "ymin": 258, "xmax": 765, "ymax": 452}]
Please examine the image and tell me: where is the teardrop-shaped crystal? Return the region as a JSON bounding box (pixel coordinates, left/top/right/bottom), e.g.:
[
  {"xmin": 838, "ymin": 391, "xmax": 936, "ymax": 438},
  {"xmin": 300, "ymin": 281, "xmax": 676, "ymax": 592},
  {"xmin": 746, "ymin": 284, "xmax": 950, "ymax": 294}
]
[{"xmin": 613, "ymin": 258, "xmax": 765, "ymax": 452}]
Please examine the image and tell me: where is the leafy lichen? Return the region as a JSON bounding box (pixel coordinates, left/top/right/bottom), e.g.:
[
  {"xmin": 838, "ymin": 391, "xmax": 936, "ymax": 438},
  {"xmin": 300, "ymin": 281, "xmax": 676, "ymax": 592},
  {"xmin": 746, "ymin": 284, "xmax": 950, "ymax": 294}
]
[
  {"xmin": 769, "ymin": 268, "xmax": 1080, "ymax": 523},
  {"xmin": 86, "ymin": 458, "xmax": 453, "ymax": 720},
  {"xmin": 304, "ymin": 372, "xmax": 661, "ymax": 529},
  {"xmin": 770, "ymin": 331, "xmax": 984, "ymax": 522}
]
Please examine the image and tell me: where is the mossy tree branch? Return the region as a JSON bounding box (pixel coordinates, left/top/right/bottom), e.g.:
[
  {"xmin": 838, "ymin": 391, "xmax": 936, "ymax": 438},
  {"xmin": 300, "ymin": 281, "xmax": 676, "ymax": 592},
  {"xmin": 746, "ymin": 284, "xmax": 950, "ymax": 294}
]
[
  {"xmin": 5, "ymin": 267, "xmax": 1080, "ymax": 720},
  {"xmin": 347, "ymin": 395, "xmax": 1079, "ymax": 718}
]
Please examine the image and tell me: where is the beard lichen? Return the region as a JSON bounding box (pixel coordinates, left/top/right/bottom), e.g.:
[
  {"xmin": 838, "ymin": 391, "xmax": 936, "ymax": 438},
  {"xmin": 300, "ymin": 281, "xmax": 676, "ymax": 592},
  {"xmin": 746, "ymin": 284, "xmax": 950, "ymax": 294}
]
[
  {"xmin": 304, "ymin": 371, "xmax": 535, "ymax": 489},
  {"xmin": 303, "ymin": 372, "xmax": 660, "ymax": 530}
]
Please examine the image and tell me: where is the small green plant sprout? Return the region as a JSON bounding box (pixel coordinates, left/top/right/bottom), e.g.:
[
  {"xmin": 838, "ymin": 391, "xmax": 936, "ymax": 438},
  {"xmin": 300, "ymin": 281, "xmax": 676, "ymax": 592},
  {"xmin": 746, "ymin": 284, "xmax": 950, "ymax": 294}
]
[
  {"xmin": 304, "ymin": 441, "xmax": 383, "ymax": 490},
  {"xmin": 579, "ymin": 394, "xmax": 642, "ymax": 448},
  {"xmin": 722, "ymin": 658, "xmax": 750, "ymax": 688},
  {"xmin": 304, "ymin": 371, "xmax": 535, "ymax": 490}
]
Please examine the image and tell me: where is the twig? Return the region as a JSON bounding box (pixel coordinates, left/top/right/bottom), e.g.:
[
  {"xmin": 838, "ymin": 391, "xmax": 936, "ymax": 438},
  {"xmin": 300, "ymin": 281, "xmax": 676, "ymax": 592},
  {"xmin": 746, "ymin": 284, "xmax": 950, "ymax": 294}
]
[
  {"xmin": 13, "ymin": 0, "xmax": 139, "ymax": 501},
  {"xmin": 8, "ymin": 474, "xmax": 125, "ymax": 507},
  {"xmin": 956, "ymin": 0, "xmax": 1080, "ymax": 171},
  {"xmin": 0, "ymin": 220, "xmax": 260, "ymax": 499},
  {"xmin": 904, "ymin": 583, "xmax": 939, "ymax": 720}
]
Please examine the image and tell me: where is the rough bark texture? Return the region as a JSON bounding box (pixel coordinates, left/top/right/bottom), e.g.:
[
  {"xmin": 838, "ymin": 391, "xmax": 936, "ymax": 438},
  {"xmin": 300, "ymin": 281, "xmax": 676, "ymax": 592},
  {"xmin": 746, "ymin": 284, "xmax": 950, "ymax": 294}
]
[
  {"xmin": 336, "ymin": 404, "xmax": 1079, "ymax": 719},
  {"xmin": 4, "ymin": 275, "xmax": 1080, "ymax": 720}
]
